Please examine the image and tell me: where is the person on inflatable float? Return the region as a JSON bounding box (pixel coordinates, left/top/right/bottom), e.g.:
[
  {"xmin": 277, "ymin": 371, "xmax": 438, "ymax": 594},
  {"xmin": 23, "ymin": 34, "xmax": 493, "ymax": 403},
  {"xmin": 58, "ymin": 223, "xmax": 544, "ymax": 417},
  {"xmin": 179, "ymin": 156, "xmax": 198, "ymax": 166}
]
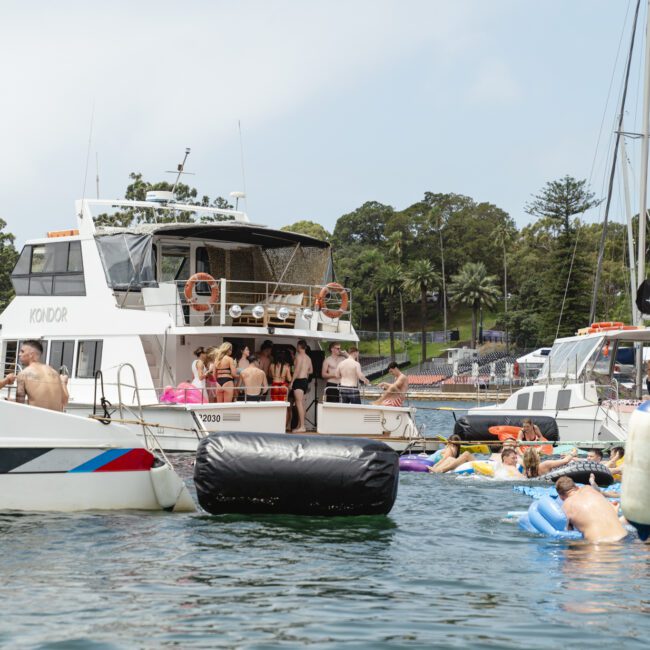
[
  {"xmin": 518, "ymin": 418, "xmax": 543, "ymax": 444},
  {"xmin": 522, "ymin": 448, "xmax": 577, "ymax": 478},
  {"xmin": 605, "ymin": 446, "xmax": 625, "ymax": 480},
  {"xmin": 556, "ymin": 476, "xmax": 627, "ymax": 543},
  {"xmin": 428, "ymin": 434, "xmax": 476, "ymax": 474},
  {"xmin": 494, "ymin": 448, "xmax": 522, "ymax": 479}
]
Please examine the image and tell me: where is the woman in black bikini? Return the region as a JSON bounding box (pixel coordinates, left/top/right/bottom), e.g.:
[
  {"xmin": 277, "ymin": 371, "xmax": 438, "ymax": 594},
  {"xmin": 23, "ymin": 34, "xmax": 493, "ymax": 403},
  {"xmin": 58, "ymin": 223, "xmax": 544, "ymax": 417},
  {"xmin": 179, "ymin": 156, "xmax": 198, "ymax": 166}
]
[{"xmin": 208, "ymin": 342, "xmax": 237, "ymax": 403}]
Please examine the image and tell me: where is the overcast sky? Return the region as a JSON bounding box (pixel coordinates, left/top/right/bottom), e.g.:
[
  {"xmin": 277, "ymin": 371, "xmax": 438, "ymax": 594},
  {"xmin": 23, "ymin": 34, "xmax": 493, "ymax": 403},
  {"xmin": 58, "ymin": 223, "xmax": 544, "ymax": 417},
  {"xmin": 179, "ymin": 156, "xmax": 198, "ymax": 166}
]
[{"xmin": 0, "ymin": 0, "xmax": 642, "ymax": 246}]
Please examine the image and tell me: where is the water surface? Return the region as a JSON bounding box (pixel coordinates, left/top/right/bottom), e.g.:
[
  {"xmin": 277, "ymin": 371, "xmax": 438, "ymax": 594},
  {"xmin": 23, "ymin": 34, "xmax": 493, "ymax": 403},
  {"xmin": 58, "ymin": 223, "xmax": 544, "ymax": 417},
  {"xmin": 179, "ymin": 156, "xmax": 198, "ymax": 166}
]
[{"xmin": 1, "ymin": 402, "xmax": 649, "ymax": 648}]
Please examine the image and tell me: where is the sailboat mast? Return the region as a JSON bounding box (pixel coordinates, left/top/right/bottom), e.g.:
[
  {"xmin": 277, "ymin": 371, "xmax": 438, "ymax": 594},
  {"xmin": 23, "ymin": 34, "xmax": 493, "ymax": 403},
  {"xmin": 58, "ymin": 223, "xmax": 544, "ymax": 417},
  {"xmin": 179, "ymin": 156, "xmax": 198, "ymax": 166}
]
[
  {"xmin": 636, "ymin": 0, "xmax": 650, "ymax": 397},
  {"xmin": 620, "ymin": 134, "xmax": 638, "ymax": 323}
]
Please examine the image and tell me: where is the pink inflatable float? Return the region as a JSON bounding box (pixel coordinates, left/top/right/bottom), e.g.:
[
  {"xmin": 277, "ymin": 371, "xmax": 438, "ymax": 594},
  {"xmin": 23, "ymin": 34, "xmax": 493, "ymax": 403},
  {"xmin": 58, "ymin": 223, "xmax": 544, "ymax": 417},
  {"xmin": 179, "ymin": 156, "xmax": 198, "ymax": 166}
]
[{"xmin": 160, "ymin": 382, "xmax": 205, "ymax": 404}]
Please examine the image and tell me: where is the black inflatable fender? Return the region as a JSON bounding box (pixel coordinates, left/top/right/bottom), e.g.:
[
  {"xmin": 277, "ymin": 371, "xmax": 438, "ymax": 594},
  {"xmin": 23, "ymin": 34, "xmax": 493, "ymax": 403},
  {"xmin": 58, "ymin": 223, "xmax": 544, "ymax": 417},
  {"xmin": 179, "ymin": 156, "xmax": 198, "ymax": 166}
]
[
  {"xmin": 194, "ymin": 431, "xmax": 400, "ymax": 516},
  {"xmin": 542, "ymin": 460, "xmax": 614, "ymax": 487}
]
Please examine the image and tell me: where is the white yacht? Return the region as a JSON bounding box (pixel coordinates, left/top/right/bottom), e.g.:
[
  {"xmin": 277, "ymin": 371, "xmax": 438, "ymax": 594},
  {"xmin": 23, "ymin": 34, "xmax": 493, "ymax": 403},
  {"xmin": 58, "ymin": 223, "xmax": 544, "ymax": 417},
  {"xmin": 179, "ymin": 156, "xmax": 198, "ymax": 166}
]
[
  {"xmin": 456, "ymin": 325, "xmax": 650, "ymax": 443},
  {"xmin": 1, "ymin": 195, "xmax": 419, "ymax": 451}
]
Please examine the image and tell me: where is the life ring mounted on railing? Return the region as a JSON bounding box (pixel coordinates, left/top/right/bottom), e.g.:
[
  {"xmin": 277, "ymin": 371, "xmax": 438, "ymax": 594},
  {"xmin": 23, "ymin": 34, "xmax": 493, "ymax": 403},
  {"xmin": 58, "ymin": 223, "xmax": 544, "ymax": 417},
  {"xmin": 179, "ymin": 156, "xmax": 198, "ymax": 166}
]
[
  {"xmin": 184, "ymin": 273, "xmax": 219, "ymax": 312},
  {"xmin": 314, "ymin": 282, "xmax": 349, "ymax": 319}
]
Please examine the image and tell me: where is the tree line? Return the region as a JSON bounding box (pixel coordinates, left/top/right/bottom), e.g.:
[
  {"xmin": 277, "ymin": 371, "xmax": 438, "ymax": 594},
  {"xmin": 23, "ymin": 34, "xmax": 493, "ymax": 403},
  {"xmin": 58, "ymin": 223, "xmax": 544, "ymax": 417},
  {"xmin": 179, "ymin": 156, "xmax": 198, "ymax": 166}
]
[{"xmin": 0, "ymin": 173, "xmax": 635, "ymax": 360}]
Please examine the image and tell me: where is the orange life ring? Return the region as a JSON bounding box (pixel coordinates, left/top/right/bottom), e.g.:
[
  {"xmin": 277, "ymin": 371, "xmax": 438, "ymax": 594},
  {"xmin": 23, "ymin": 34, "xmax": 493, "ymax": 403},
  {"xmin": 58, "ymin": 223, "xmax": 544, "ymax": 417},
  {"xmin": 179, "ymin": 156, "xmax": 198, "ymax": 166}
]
[
  {"xmin": 314, "ymin": 282, "xmax": 349, "ymax": 319},
  {"xmin": 184, "ymin": 273, "xmax": 219, "ymax": 312},
  {"xmin": 589, "ymin": 321, "xmax": 624, "ymax": 330}
]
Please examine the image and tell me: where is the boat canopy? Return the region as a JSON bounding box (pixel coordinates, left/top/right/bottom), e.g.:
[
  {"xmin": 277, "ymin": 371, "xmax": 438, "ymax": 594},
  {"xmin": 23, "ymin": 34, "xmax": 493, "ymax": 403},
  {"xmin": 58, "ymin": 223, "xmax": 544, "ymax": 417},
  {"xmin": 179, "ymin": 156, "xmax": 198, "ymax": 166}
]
[{"xmin": 537, "ymin": 336, "xmax": 604, "ymax": 381}]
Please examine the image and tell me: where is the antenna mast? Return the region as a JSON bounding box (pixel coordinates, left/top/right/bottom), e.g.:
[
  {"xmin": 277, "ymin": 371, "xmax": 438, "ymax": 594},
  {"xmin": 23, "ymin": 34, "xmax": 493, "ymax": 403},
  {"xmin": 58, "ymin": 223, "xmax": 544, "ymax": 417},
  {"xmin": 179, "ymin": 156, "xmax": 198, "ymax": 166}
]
[{"xmin": 166, "ymin": 147, "xmax": 194, "ymax": 197}]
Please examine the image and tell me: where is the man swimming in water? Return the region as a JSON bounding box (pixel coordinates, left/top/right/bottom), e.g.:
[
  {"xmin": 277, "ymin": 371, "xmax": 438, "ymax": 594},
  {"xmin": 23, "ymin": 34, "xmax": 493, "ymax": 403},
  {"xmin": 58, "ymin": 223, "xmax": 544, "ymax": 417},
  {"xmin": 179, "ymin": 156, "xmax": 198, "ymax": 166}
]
[
  {"xmin": 15, "ymin": 340, "xmax": 69, "ymax": 412},
  {"xmin": 556, "ymin": 476, "xmax": 627, "ymax": 543}
]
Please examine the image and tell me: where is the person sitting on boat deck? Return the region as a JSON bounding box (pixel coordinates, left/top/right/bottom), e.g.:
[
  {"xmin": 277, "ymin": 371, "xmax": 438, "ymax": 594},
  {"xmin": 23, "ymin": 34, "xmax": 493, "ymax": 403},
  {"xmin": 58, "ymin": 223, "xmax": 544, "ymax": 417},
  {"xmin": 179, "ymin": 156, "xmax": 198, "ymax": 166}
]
[
  {"xmin": 556, "ymin": 476, "xmax": 627, "ymax": 543},
  {"xmin": 605, "ymin": 446, "xmax": 625, "ymax": 479},
  {"xmin": 291, "ymin": 340, "xmax": 313, "ymax": 432},
  {"xmin": 208, "ymin": 342, "xmax": 237, "ymax": 403},
  {"xmin": 191, "ymin": 347, "xmax": 209, "ymax": 393},
  {"xmin": 256, "ymin": 340, "xmax": 274, "ymax": 377},
  {"xmin": 586, "ymin": 448, "xmax": 604, "ymax": 463},
  {"xmin": 15, "ymin": 340, "xmax": 69, "ymax": 412},
  {"xmin": 373, "ymin": 362, "xmax": 408, "ymax": 407},
  {"xmin": 522, "ymin": 448, "xmax": 577, "ymax": 478},
  {"xmin": 239, "ymin": 355, "xmax": 269, "ymax": 402},
  {"xmin": 322, "ymin": 341, "xmax": 346, "ymax": 402},
  {"xmin": 428, "ymin": 434, "xmax": 475, "ymax": 474},
  {"xmin": 336, "ymin": 346, "xmax": 369, "ymax": 405}
]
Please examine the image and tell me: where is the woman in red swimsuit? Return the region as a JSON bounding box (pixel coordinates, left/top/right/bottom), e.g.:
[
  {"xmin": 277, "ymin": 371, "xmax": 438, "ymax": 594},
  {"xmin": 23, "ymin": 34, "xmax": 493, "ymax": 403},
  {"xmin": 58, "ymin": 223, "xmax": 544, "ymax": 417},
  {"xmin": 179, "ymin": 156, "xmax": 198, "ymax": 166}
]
[{"xmin": 269, "ymin": 348, "xmax": 292, "ymax": 402}]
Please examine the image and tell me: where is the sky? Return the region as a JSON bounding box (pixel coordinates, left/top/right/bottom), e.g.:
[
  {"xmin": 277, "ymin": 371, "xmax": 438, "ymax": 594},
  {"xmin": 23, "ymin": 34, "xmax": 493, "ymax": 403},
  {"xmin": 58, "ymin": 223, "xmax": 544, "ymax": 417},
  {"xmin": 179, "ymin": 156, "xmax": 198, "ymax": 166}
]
[{"xmin": 0, "ymin": 0, "xmax": 644, "ymax": 247}]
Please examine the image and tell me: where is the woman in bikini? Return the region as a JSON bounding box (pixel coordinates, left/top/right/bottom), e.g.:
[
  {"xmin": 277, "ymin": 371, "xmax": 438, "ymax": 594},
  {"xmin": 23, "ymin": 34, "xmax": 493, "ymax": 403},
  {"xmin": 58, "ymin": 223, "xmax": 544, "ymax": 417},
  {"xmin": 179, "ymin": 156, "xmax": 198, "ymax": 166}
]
[
  {"xmin": 427, "ymin": 434, "xmax": 476, "ymax": 474},
  {"xmin": 269, "ymin": 348, "xmax": 292, "ymax": 402},
  {"xmin": 208, "ymin": 342, "xmax": 237, "ymax": 403}
]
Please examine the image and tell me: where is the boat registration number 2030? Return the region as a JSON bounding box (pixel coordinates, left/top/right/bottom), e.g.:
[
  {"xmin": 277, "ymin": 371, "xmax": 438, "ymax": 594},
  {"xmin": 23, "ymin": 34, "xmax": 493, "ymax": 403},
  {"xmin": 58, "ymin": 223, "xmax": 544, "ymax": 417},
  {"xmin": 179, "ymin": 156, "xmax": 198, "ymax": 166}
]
[{"xmin": 199, "ymin": 414, "xmax": 222, "ymax": 423}]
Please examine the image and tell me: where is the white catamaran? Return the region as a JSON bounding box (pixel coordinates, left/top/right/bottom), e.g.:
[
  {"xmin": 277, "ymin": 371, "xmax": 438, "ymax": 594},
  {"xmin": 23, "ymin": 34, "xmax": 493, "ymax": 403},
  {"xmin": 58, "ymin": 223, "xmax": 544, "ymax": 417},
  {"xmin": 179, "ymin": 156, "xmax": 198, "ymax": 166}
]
[{"xmin": 0, "ymin": 195, "xmax": 419, "ymax": 451}]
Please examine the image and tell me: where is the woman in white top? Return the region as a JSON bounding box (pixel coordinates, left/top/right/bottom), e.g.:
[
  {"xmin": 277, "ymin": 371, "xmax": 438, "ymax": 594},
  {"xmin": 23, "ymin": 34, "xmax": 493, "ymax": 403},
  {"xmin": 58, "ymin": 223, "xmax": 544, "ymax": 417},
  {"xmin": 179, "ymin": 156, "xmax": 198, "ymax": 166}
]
[{"xmin": 191, "ymin": 347, "xmax": 208, "ymax": 391}]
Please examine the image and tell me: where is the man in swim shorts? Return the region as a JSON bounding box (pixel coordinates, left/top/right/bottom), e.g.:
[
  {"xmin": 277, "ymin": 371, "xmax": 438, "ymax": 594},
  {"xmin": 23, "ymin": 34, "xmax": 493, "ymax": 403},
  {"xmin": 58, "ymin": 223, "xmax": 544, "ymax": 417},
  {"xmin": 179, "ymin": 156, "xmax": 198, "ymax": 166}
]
[
  {"xmin": 15, "ymin": 340, "xmax": 69, "ymax": 411},
  {"xmin": 291, "ymin": 340, "xmax": 313, "ymax": 432},
  {"xmin": 556, "ymin": 476, "xmax": 627, "ymax": 543},
  {"xmin": 239, "ymin": 356, "xmax": 268, "ymax": 401},
  {"xmin": 373, "ymin": 362, "xmax": 408, "ymax": 407},
  {"xmin": 336, "ymin": 346, "xmax": 369, "ymax": 404}
]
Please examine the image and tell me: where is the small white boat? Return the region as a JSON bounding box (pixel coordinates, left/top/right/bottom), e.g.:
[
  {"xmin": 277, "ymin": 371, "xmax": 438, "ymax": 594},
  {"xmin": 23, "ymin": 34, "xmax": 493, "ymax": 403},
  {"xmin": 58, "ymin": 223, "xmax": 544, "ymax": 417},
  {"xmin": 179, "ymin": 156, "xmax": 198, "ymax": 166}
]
[{"xmin": 0, "ymin": 399, "xmax": 195, "ymax": 512}]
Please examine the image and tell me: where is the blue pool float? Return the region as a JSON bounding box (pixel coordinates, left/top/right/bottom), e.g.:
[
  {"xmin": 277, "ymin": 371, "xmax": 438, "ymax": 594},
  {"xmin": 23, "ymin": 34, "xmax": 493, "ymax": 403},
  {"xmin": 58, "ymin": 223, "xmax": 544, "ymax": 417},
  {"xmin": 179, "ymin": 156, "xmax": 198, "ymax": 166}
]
[{"xmin": 518, "ymin": 495, "xmax": 583, "ymax": 540}]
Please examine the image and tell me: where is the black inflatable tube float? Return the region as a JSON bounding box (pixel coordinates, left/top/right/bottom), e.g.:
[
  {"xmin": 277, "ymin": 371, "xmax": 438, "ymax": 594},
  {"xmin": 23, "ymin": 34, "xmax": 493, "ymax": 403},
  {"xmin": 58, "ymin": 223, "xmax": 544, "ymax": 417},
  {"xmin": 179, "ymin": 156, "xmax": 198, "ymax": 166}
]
[
  {"xmin": 542, "ymin": 460, "xmax": 614, "ymax": 487},
  {"xmin": 194, "ymin": 432, "xmax": 399, "ymax": 516},
  {"xmin": 453, "ymin": 414, "xmax": 559, "ymax": 445}
]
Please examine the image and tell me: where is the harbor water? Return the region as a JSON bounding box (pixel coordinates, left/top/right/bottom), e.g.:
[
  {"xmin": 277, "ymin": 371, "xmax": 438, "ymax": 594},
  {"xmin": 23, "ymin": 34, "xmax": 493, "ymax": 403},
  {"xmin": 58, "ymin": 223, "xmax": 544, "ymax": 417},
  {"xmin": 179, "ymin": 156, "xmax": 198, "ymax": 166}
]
[{"xmin": 2, "ymin": 401, "xmax": 650, "ymax": 648}]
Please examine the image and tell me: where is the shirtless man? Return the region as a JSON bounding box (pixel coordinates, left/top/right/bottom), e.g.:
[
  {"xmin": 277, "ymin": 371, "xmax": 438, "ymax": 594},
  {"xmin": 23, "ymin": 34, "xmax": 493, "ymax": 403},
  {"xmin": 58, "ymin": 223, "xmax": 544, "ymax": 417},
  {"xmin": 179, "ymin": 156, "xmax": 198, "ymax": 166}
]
[
  {"xmin": 336, "ymin": 346, "xmax": 369, "ymax": 405},
  {"xmin": 257, "ymin": 340, "xmax": 274, "ymax": 377},
  {"xmin": 16, "ymin": 340, "xmax": 69, "ymax": 411},
  {"xmin": 239, "ymin": 355, "xmax": 268, "ymax": 401},
  {"xmin": 556, "ymin": 476, "xmax": 627, "ymax": 543},
  {"xmin": 373, "ymin": 362, "xmax": 408, "ymax": 406},
  {"xmin": 321, "ymin": 341, "xmax": 346, "ymax": 402},
  {"xmin": 291, "ymin": 340, "xmax": 313, "ymax": 432}
]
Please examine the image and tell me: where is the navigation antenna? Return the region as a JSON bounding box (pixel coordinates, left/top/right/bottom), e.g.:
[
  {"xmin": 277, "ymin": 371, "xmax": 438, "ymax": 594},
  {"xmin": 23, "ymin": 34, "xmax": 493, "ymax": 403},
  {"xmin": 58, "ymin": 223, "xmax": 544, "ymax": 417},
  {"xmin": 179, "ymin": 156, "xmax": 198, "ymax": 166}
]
[{"xmin": 166, "ymin": 147, "xmax": 194, "ymax": 198}]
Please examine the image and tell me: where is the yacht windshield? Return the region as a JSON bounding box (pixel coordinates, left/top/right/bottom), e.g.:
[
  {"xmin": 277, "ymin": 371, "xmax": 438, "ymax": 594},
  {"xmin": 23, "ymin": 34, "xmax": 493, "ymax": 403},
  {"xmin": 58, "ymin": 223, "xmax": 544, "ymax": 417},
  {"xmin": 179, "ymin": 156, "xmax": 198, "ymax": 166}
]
[
  {"xmin": 95, "ymin": 233, "xmax": 157, "ymax": 290},
  {"xmin": 536, "ymin": 336, "xmax": 602, "ymax": 381}
]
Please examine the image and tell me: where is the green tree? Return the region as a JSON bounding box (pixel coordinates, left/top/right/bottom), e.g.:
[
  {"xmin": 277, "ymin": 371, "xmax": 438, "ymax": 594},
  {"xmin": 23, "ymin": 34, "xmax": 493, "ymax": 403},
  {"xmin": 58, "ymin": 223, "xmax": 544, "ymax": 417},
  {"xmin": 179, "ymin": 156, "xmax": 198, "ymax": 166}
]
[
  {"xmin": 403, "ymin": 259, "xmax": 441, "ymax": 363},
  {"xmin": 0, "ymin": 219, "xmax": 17, "ymax": 311},
  {"xmin": 372, "ymin": 262, "xmax": 403, "ymax": 360},
  {"xmin": 448, "ymin": 262, "xmax": 500, "ymax": 348},
  {"xmin": 281, "ymin": 220, "xmax": 331, "ymax": 241},
  {"xmin": 525, "ymin": 175, "xmax": 601, "ymax": 237},
  {"xmin": 331, "ymin": 201, "xmax": 393, "ymax": 250}
]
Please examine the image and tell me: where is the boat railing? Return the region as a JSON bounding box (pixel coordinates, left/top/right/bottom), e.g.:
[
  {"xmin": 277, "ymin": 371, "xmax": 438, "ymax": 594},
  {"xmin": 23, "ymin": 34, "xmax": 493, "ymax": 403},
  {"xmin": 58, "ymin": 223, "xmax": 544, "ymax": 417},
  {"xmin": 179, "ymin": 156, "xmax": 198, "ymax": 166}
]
[{"xmin": 119, "ymin": 278, "xmax": 354, "ymax": 332}]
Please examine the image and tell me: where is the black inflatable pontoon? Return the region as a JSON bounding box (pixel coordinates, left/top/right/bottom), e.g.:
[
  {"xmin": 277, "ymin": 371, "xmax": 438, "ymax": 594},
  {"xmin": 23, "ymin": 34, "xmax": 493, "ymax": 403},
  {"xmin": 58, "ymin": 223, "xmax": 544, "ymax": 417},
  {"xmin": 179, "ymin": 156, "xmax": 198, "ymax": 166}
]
[{"xmin": 194, "ymin": 432, "xmax": 399, "ymax": 516}]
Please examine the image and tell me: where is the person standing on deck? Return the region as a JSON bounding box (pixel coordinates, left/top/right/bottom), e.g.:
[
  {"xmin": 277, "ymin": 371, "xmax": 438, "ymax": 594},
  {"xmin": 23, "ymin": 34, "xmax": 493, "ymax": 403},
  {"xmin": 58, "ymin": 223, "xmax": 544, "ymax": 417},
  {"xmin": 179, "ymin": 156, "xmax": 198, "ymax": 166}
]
[
  {"xmin": 257, "ymin": 340, "xmax": 274, "ymax": 377},
  {"xmin": 322, "ymin": 342, "xmax": 346, "ymax": 402},
  {"xmin": 336, "ymin": 347, "xmax": 369, "ymax": 405},
  {"xmin": 15, "ymin": 340, "xmax": 68, "ymax": 411},
  {"xmin": 239, "ymin": 356, "xmax": 268, "ymax": 401},
  {"xmin": 291, "ymin": 340, "xmax": 313, "ymax": 431}
]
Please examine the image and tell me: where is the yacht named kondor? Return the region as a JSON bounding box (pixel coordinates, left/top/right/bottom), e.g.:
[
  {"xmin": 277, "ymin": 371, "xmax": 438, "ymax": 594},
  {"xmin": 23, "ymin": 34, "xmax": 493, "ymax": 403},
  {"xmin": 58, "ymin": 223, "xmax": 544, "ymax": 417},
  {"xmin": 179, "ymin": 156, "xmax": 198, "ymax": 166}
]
[{"xmin": 1, "ymin": 194, "xmax": 419, "ymax": 450}]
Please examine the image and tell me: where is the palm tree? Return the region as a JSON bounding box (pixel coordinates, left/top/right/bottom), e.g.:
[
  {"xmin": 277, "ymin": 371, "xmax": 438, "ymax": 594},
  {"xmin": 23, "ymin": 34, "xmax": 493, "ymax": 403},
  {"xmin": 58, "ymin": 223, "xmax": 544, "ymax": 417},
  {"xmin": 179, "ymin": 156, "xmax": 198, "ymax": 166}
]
[
  {"xmin": 448, "ymin": 262, "xmax": 501, "ymax": 349},
  {"xmin": 403, "ymin": 259, "xmax": 441, "ymax": 364},
  {"xmin": 373, "ymin": 263, "xmax": 403, "ymax": 361}
]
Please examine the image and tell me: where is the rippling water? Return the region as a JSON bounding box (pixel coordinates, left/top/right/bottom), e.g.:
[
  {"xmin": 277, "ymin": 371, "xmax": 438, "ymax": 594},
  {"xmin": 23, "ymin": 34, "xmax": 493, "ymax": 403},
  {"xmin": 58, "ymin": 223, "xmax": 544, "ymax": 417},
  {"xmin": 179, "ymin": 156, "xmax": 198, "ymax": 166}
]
[{"xmin": 2, "ymin": 401, "xmax": 650, "ymax": 648}]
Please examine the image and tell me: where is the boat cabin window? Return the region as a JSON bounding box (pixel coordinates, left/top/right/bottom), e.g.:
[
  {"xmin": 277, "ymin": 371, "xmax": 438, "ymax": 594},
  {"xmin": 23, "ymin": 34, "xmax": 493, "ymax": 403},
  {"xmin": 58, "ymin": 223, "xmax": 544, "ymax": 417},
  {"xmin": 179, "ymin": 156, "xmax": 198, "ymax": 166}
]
[
  {"xmin": 160, "ymin": 244, "xmax": 191, "ymax": 283},
  {"xmin": 11, "ymin": 242, "xmax": 85, "ymax": 296},
  {"xmin": 76, "ymin": 340, "xmax": 103, "ymax": 378},
  {"xmin": 49, "ymin": 340, "xmax": 74, "ymax": 375},
  {"xmin": 585, "ymin": 339, "xmax": 615, "ymax": 383}
]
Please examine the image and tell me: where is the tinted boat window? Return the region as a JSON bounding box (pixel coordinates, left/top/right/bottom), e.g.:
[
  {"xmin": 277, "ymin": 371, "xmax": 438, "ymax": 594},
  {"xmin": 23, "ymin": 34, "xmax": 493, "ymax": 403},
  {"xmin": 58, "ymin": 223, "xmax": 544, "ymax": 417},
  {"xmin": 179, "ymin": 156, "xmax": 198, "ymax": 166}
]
[{"xmin": 76, "ymin": 340, "xmax": 103, "ymax": 378}]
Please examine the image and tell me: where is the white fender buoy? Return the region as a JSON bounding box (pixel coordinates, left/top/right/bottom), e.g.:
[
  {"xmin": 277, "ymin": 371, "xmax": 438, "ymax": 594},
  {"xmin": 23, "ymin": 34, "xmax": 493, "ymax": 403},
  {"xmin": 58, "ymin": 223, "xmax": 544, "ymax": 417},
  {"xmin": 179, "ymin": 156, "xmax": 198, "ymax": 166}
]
[
  {"xmin": 621, "ymin": 402, "xmax": 650, "ymax": 540},
  {"xmin": 150, "ymin": 462, "xmax": 196, "ymax": 512}
]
